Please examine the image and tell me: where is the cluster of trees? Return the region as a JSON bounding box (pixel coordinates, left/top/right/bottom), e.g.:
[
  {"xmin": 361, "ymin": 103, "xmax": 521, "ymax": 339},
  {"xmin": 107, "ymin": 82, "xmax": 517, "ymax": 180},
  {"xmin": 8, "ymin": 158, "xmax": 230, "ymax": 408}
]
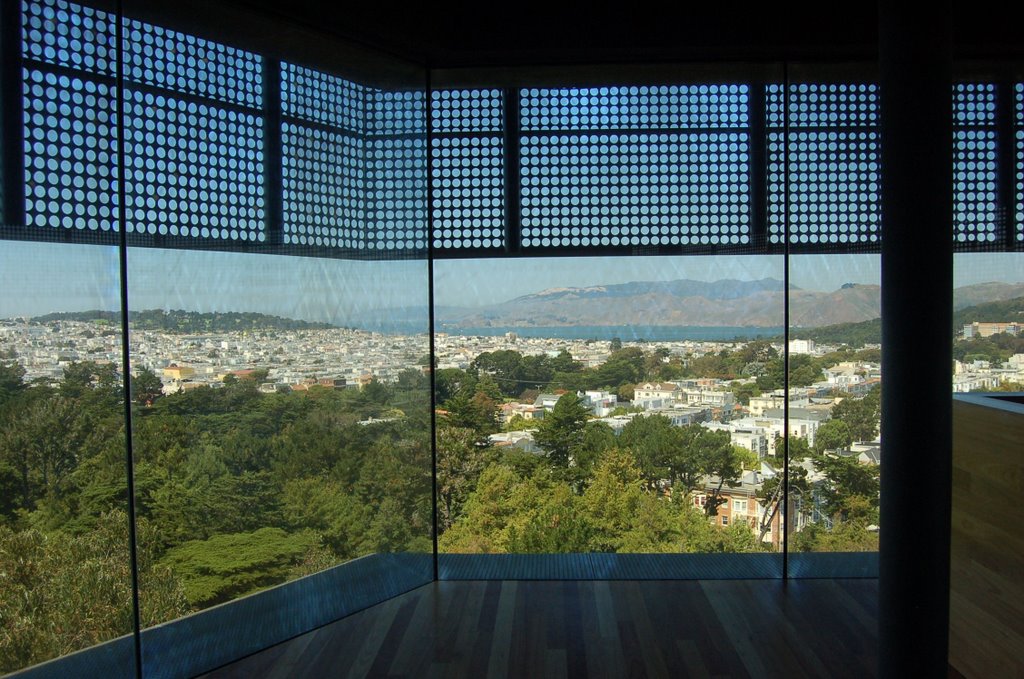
[
  {"xmin": 30, "ymin": 309, "xmax": 335, "ymax": 333},
  {"xmin": 0, "ymin": 331, "xmax": 886, "ymax": 672},
  {"xmin": 437, "ymin": 404, "xmax": 762, "ymax": 555},
  {"xmin": 436, "ymin": 389, "xmax": 880, "ymax": 557},
  {"xmin": 788, "ymin": 318, "xmax": 882, "ymax": 348},
  {"xmin": 0, "ymin": 359, "xmax": 431, "ymax": 672},
  {"xmin": 954, "ymin": 332, "xmax": 1024, "ymax": 365}
]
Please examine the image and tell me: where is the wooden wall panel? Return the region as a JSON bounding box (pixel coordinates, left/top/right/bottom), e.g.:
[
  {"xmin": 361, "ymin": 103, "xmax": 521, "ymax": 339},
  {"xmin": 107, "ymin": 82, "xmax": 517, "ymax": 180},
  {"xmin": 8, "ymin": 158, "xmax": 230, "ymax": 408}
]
[{"xmin": 951, "ymin": 396, "xmax": 1024, "ymax": 679}]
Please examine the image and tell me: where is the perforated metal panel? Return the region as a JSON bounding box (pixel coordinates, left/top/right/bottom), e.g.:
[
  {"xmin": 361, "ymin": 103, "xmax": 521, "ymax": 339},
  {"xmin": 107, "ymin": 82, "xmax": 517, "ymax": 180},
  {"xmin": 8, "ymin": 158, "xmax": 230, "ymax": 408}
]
[
  {"xmin": 368, "ymin": 90, "xmax": 426, "ymax": 136},
  {"xmin": 282, "ymin": 123, "xmax": 363, "ymax": 248},
  {"xmin": 766, "ymin": 83, "xmax": 880, "ymax": 245},
  {"xmin": 766, "ymin": 83, "xmax": 877, "ymax": 128},
  {"xmin": 431, "ymin": 88, "xmax": 502, "ymax": 134},
  {"xmin": 366, "ymin": 136, "xmax": 428, "ymax": 250},
  {"xmin": 281, "ymin": 64, "xmax": 365, "ymax": 248},
  {"xmin": 22, "ymin": 0, "xmax": 116, "ymax": 77},
  {"xmin": 124, "ymin": 20, "xmax": 262, "ymax": 108},
  {"xmin": 430, "ymin": 89, "xmax": 504, "ymax": 250},
  {"xmin": 953, "ymin": 84, "xmax": 998, "ymax": 244},
  {"xmin": 432, "ymin": 136, "xmax": 504, "ymax": 249},
  {"xmin": 282, "ymin": 63, "xmax": 365, "ymax": 133},
  {"xmin": 519, "ymin": 86, "xmax": 752, "ymax": 248},
  {"xmin": 521, "ymin": 85, "xmax": 748, "ymax": 130},
  {"xmin": 1017, "ymin": 83, "xmax": 1023, "ymax": 243},
  {"xmin": 521, "ymin": 132, "xmax": 751, "ymax": 247},
  {"xmin": 23, "ymin": 69, "xmax": 118, "ymax": 232},
  {"xmin": 124, "ymin": 90, "xmax": 265, "ymax": 240}
]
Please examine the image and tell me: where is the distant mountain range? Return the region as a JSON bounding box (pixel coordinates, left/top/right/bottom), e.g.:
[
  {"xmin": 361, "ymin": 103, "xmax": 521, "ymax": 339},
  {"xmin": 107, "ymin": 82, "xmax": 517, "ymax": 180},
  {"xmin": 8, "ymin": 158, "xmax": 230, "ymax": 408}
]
[{"xmin": 431, "ymin": 278, "xmax": 1024, "ymax": 329}]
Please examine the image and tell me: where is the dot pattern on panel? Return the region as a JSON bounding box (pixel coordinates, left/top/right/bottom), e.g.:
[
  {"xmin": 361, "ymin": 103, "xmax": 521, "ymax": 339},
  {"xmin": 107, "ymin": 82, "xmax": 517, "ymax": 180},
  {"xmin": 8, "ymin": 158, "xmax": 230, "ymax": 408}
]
[
  {"xmin": 22, "ymin": 0, "xmax": 116, "ymax": 76},
  {"xmin": 282, "ymin": 63, "xmax": 365, "ymax": 133},
  {"xmin": 521, "ymin": 85, "xmax": 748, "ymax": 131},
  {"xmin": 283, "ymin": 123, "xmax": 363, "ymax": 248},
  {"xmin": 953, "ymin": 83, "xmax": 996, "ymax": 127},
  {"xmin": 767, "ymin": 131, "xmax": 880, "ymax": 245},
  {"xmin": 124, "ymin": 21, "xmax": 261, "ymax": 108},
  {"xmin": 1017, "ymin": 84, "xmax": 1023, "ymax": 242},
  {"xmin": 367, "ymin": 89, "xmax": 427, "ymax": 135},
  {"xmin": 366, "ymin": 137, "xmax": 427, "ymax": 250},
  {"xmin": 23, "ymin": 69, "xmax": 117, "ymax": 232},
  {"xmin": 431, "ymin": 89, "xmax": 502, "ymax": 133},
  {"xmin": 520, "ymin": 133, "xmax": 751, "ymax": 247},
  {"xmin": 766, "ymin": 83, "xmax": 878, "ymax": 128},
  {"xmin": 953, "ymin": 129, "xmax": 998, "ymax": 243},
  {"xmin": 432, "ymin": 137, "xmax": 504, "ymax": 249},
  {"xmin": 124, "ymin": 89, "xmax": 265, "ymax": 241}
]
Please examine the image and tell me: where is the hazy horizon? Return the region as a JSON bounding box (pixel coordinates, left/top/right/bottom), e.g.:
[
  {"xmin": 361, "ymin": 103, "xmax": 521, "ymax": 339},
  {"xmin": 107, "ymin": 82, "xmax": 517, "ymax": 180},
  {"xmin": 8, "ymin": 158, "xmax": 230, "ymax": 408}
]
[{"xmin": 0, "ymin": 240, "xmax": 1021, "ymax": 320}]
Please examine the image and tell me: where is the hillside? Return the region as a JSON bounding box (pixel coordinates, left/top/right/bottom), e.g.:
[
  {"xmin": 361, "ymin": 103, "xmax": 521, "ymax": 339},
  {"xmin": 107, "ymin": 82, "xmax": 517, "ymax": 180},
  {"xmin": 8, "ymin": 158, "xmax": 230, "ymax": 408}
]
[
  {"xmin": 438, "ymin": 279, "xmax": 882, "ymax": 328},
  {"xmin": 952, "ymin": 295, "xmax": 1024, "ymax": 331},
  {"xmin": 30, "ymin": 310, "xmax": 335, "ymax": 333},
  {"xmin": 789, "ymin": 318, "xmax": 882, "ymax": 348}
]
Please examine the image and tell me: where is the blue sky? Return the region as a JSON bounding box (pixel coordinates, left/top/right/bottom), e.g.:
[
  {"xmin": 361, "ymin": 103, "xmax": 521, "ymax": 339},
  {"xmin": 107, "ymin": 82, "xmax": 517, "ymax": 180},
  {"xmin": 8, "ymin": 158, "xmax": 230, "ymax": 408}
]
[{"xmin": 1, "ymin": 239, "xmax": 1021, "ymax": 320}]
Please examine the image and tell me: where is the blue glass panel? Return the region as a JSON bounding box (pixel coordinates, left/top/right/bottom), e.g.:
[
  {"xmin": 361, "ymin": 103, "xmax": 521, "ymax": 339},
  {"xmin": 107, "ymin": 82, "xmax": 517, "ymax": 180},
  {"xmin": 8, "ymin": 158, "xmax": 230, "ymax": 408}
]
[
  {"xmin": 521, "ymin": 132, "xmax": 751, "ymax": 247},
  {"xmin": 124, "ymin": 89, "xmax": 265, "ymax": 240},
  {"xmin": 22, "ymin": 68, "xmax": 118, "ymax": 231},
  {"xmin": 521, "ymin": 85, "xmax": 748, "ymax": 131}
]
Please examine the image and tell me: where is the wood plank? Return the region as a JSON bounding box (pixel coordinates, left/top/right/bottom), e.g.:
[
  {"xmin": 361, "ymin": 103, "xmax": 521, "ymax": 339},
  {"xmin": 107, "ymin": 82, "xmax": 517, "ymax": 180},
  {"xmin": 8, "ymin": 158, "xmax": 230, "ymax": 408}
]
[
  {"xmin": 201, "ymin": 578, "xmax": 882, "ymax": 679},
  {"xmin": 701, "ymin": 579, "xmax": 770, "ymax": 678},
  {"xmin": 952, "ymin": 398, "xmax": 1024, "ymax": 679},
  {"xmin": 485, "ymin": 581, "xmax": 517, "ymax": 679},
  {"xmin": 676, "ymin": 638, "xmax": 712, "ymax": 679}
]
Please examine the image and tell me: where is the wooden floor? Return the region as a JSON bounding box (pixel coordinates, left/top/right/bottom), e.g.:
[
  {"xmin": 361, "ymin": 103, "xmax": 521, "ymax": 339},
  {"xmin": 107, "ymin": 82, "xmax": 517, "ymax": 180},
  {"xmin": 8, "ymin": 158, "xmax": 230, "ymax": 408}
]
[{"xmin": 202, "ymin": 579, "xmax": 880, "ymax": 678}]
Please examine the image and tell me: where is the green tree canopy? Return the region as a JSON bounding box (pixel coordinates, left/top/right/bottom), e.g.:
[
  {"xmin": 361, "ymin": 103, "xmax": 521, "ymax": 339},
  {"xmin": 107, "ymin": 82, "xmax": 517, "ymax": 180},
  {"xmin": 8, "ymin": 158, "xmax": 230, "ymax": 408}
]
[{"xmin": 533, "ymin": 393, "xmax": 591, "ymax": 468}]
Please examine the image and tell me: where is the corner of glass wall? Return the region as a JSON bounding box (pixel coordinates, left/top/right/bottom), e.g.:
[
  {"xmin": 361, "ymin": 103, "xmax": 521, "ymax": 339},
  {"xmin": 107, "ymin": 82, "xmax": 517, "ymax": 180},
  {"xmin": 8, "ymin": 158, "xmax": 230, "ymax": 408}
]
[
  {"xmin": 3, "ymin": 0, "xmax": 432, "ymax": 675},
  {"xmin": 2, "ymin": 0, "xmax": 136, "ymax": 675},
  {"xmin": 432, "ymin": 70, "xmax": 786, "ymax": 580},
  {"xmin": 119, "ymin": 3, "xmax": 432, "ymax": 677}
]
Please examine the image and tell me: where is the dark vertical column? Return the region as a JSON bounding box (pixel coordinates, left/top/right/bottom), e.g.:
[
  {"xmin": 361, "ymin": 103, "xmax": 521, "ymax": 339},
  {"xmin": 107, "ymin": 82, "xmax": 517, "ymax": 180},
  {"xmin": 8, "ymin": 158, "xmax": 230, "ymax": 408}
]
[
  {"xmin": 996, "ymin": 81, "xmax": 1017, "ymax": 250},
  {"xmin": 748, "ymin": 81, "xmax": 768, "ymax": 251},
  {"xmin": 1, "ymin": 0, "xmax": 25, "ymax": 226},
  {"xmin": 878, "ymin": 3, "xmax": 952, "ymax": 678},
  {"xmin": 503, "ymin": 87, "xmax": 520, "ymax": 254},
  {"xmin": 263, "ymin": 57, "xmax": 284, "ymax": 247}
]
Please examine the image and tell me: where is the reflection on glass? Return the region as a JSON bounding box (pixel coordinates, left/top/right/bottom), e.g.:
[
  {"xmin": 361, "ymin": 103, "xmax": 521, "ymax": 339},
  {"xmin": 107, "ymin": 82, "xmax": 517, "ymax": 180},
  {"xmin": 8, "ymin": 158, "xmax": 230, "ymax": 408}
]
[
  {"xmin": 127, "ymin": 250, "xmax": 432, "ymax": 623},
  {"xmin": 433, "ymin": 255, "xmax": 784, "ymax": 559},
  {"xmin": 953, "ymin": 253, "xmax": 1024, "ymax": 394},
  {"xmin": 0, "ymin": 242, "xmax": 133, "ymax": 673},
  {"xmin": 785, "ymin": 254, "xmax": 881, "ymax": 556}
]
